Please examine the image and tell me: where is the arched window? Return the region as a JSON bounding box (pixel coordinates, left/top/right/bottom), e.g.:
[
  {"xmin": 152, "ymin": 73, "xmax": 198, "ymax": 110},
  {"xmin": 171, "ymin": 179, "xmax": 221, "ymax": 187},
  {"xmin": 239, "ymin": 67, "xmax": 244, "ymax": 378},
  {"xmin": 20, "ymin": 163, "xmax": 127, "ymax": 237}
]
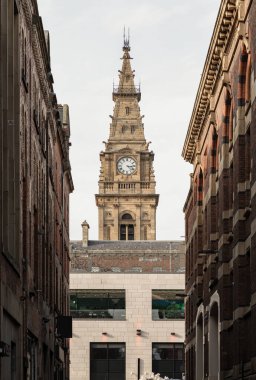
[
  {"xmin": 122, "ymin": 213, "xmax": 132, "ymax": 220},
  {"xmin": 196, "ymin": 313, "xmax": 204, "ymax": 380},
  {"xmin": 119, "ymin": 213, "xmax": 134, "ymax": 240},
  {"xmin": 209, "ymin": 302, "xmax": 219, "ymax": 379}
]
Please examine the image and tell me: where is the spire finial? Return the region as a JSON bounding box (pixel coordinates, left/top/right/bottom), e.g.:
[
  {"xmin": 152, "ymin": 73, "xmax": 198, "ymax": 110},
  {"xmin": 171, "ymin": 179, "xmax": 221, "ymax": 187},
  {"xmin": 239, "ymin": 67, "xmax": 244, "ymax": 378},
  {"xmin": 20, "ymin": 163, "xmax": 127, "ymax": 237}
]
[{"xmin": 123, "ymin": 26, "xmax": 130, "ymax": 51}]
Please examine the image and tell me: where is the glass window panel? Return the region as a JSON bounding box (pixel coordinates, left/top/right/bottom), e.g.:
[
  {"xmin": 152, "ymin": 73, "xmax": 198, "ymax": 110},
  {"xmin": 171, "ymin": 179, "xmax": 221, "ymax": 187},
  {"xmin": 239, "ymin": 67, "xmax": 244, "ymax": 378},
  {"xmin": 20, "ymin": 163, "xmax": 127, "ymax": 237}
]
[
  {"xmin": 120, "ymin": 225, "xmax": 126, "ymax": 240},
  {"xmin": 70, "ymin": 294, "xmax": 77, "ymax": 311},
  {"xmin": 152, "ymin": 361, "xmax": 162, "ymax": 373},
  {"xmin": 128, "ymin": 224, "xmax": 134, "ymax": 240},
  {"xmin": 108, "ymin": 360, "xmax": 125, "ymax": 372},
  {"xmin": 91, "ymin": 346, "xmax": 107, "ymax": 360},
  {"xmin": 70, "ymin": 291, "xmax": 125, "ymax": 319},
  {"xmin": 152, "ymin": 290, "xmax": 184, "ymax": 320},
  {"xmin": 174, "ymin": 360, "xmax": 184, "ymax": 372},
  {"xmin": 158, "ymin": 360, "xmax": 174, "ymax": 372},
  {"xmin": 108, "ymin": 345, "xmax": 125, "ymax": 359},
  {"xmin": 109, "ymin": 374, "xmax": 125, "ymax": 380},
  {"xmin": 92, "ymin": 344, "xmax": 108, "ymax": 349},
  {"xmin": 91, "ymin": 360, "xmax": 108, "ymax": 373},
  {"xmin": 91, "ymin": 344, "xmax": 125, "ymax": 380},
  {"xmin": 152, "ymin": 343, "xmax": 184, "ymax": 380},
  {"xmin": 91, "ymin": 374, "xmax": 108, "ymax": 380}
]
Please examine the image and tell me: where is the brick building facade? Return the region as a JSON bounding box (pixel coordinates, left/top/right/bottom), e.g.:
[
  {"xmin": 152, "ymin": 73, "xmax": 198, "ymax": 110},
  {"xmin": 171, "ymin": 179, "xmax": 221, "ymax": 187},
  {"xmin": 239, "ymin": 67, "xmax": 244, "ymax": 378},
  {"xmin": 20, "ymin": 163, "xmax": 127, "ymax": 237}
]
[
  {"xmin": 0, "ymin": 1, "xmax": 73, "ymax": 379},
  {"xmin": 182, "ymin": 0, "xmax": 256, "ymax": 379}
]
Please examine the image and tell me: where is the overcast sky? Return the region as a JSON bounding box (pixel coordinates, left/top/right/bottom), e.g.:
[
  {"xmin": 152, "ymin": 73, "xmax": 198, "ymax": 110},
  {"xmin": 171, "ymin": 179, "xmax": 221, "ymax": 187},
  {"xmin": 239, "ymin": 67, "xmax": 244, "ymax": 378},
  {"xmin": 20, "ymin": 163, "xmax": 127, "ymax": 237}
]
[{"xmin": 37, "ymin": 0, "xmax": 220, "ymax": 241}]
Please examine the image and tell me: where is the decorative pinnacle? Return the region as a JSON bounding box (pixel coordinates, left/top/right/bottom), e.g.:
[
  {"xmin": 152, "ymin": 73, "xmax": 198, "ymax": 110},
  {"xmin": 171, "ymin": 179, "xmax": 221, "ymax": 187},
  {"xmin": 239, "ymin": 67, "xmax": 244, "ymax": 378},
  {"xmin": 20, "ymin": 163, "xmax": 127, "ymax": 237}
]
[{"xmin": 123, "ymin": 26, "xmax": 130, "ymax": 51}]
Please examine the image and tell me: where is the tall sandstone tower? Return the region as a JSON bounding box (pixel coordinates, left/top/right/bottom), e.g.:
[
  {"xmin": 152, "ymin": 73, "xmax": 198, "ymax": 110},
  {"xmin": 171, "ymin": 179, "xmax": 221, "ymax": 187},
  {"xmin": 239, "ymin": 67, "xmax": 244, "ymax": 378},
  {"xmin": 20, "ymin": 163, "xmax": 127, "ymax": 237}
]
[{"xmin": 95, "ymin": 38, "xmax": 159, "ymax": 240}]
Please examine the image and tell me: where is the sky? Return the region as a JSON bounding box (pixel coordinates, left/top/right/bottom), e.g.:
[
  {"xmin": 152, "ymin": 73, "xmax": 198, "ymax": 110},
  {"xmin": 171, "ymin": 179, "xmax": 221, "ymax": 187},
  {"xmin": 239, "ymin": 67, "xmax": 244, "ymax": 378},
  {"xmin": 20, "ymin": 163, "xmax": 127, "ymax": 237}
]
[{"xmin": 37, "ymin": 0, "xmax": 220, "ymax": 241}]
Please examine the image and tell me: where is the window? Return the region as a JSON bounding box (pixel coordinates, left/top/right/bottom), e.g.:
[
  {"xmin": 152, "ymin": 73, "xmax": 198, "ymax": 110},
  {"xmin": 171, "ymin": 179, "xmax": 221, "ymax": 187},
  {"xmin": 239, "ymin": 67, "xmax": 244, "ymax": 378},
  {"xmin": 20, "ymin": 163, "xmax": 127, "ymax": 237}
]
[
  {"xmin": 125, "ymin": 107, "xmax": 130, "ymax": 115},
  {"xmin": 120, "ymin": 214, "xmax": 134, "ymax": 240},
  {"xmin": 27, "ymin": 334, "xmax": 37, "ymax": 380},
  {"xmin": 152, "ymin": 343, "xmax": 184, "ymax": 380},
  {"xmin": 11, "ymin": 342, "xmax": 16, "ymax": 380},
  {"xmin": 120, "ymin": 224, "xmax": 134, "ymax": 240},
  {"xmin": 70, "ymin": 290, "xmax": 125, "ymax": 320},
  {"xmin": 90, "ymin": 343, "xmax": 125, "ymax": 380},
  {"xmin": 152, "ymin": 290, "xmax": 184, "ymax": 320},
  {"xmin": 122, "ymin": 213, "xmax": 132, "ymax": 220}
]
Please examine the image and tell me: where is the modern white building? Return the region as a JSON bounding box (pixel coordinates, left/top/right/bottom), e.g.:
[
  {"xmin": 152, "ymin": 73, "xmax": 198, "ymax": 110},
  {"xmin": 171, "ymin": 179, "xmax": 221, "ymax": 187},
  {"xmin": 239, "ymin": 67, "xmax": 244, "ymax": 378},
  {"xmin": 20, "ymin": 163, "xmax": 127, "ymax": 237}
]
[{"xmin": 69, "ymin": 239, "xmax": 185, "ymax": 380}]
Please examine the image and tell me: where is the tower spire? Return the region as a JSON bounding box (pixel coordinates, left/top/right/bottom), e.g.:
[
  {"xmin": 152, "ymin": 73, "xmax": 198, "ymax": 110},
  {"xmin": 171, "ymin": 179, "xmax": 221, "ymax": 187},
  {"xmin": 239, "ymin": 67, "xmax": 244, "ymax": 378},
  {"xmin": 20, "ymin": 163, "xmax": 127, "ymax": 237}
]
[
  {"xmin": 95, "ymin": 38, "xmax": 159, "ymax": 241},
  {"xmin": 123, "ymin": 26, "xmax": 130, "ymax": 51}
]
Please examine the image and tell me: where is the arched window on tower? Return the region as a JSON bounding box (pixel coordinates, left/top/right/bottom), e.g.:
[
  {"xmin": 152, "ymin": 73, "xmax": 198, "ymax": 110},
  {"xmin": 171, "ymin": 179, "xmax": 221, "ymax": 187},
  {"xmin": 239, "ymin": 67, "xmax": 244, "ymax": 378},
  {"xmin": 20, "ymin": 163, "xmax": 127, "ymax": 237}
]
[
  {"xmin": 122, "ymin": 213, "xmax": 132, "ymax": 220},
  {"xmin": 119, "ymin": 213, "xmax": 134, "ymax": 240}
]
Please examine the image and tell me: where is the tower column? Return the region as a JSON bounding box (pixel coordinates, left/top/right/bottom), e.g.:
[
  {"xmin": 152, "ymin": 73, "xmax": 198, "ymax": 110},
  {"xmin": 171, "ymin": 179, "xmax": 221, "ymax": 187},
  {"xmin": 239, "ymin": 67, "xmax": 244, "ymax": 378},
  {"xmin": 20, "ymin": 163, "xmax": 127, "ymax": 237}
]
[
  {"xmin": 135, "ymin": 204, "xmax": 141, "ymax": 240},
  {"xmin": 150, "ymin": 205, "xmax": 156, "ymax": 240},
  {"xmin": 113, "ymin": 204, "xmax": 119, "ymax": 240},
  {"xmin": 98, "ymin": 205, "xmax": 104, "ymax": 240}
]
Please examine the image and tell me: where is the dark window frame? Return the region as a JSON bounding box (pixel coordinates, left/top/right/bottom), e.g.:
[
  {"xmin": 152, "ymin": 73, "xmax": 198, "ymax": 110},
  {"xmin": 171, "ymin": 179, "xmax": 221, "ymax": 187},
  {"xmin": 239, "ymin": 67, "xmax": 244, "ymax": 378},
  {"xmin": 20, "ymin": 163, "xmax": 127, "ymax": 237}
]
[
  {"xmin": 152, "ymin": 342, "xmax": 184, "ymax": 380},
  {"xmin": 90, "ymin": 342, "xmax": 126, "ymax": 380},
  {"xmin": 119, "ymin": 224, "xmax": 134, "ymax": 240}
]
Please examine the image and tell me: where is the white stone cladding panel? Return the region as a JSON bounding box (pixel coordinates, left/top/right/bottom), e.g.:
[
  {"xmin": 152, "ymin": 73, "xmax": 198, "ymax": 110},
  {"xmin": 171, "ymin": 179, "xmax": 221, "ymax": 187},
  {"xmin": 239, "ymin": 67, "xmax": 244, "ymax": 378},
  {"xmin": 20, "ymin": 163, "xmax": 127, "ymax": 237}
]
[{"xmin": 70, "ymin": 273, "xmax": 185, "ymax": 380}]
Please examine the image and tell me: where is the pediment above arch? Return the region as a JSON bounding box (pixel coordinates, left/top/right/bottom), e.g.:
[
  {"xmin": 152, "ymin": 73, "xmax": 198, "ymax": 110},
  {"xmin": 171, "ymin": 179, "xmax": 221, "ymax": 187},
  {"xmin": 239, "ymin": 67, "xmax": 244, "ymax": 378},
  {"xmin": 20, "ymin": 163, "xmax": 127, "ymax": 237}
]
[{"xmin": 117, "ymin": 146, "xmax": 134, "ymax": 154}]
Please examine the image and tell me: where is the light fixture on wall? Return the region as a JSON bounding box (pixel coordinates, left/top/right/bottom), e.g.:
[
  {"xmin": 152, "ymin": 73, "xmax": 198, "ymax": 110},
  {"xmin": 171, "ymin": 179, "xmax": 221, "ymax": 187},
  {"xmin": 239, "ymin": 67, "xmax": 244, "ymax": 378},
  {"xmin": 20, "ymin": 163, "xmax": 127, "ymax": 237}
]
[
  {"xmin": 102, "ymin": 332, "xmax": 107, "ymax": 336},
  {"xmin": 171, "ymin": 332, "xmax": 176, "ymax": 336},
  {"xmin": 136, "ymin": 329, "xmax": 142, "ymax": 336}
]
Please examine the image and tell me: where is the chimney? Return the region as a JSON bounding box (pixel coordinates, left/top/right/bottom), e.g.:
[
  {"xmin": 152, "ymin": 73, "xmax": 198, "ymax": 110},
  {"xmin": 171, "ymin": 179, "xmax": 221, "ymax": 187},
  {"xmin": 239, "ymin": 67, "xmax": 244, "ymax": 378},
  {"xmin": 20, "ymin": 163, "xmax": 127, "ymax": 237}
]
[{"xmin": 81, "ymin": 220, "xmax": 90, "ymax": 247}]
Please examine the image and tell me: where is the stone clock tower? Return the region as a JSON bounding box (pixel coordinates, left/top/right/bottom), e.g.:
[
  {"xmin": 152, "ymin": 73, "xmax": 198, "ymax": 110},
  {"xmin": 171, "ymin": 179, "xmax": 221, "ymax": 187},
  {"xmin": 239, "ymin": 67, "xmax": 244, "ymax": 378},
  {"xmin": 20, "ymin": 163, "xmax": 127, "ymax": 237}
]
[{"xmin": 95, "ymin": 37, "xmax": 159, "ymax": 240}]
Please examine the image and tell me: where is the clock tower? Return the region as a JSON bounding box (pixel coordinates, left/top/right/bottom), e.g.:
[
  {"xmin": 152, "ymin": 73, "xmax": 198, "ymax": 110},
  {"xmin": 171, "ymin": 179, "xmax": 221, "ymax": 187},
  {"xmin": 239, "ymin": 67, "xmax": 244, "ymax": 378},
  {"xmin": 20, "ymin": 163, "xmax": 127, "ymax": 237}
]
[{"xmin": 95, "ymin": 37, "xmax": 159, "ymax": 240}]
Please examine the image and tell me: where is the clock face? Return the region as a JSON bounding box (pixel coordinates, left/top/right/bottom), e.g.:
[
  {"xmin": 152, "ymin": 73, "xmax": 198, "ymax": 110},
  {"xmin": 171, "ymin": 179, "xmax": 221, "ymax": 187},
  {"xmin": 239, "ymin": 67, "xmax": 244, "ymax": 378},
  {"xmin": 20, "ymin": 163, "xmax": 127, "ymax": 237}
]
[{"xmin": 117, "ymin": 157, "xmax": 136, "ymax": 175}]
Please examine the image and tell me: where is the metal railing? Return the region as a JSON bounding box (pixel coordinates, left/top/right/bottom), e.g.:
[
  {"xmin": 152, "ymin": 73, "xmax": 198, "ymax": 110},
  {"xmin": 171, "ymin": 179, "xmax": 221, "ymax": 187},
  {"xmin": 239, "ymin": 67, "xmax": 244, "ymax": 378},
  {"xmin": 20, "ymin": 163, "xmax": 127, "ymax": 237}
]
[{"xmin": 113, "ymin": 85, "xmax": 140, "ymax": 95}]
